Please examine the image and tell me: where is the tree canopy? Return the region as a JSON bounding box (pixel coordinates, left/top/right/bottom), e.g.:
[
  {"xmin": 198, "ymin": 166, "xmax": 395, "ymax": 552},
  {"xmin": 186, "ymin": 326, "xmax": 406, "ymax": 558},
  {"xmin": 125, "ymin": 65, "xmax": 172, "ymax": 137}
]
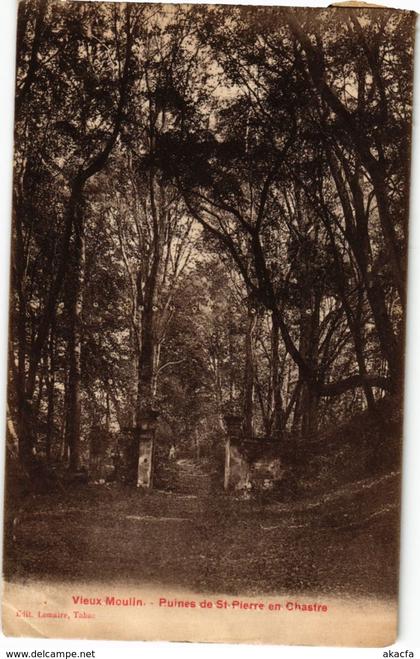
[{"xmin": 9, "ymin": 1, "xmax": 415, "ymax": 477}]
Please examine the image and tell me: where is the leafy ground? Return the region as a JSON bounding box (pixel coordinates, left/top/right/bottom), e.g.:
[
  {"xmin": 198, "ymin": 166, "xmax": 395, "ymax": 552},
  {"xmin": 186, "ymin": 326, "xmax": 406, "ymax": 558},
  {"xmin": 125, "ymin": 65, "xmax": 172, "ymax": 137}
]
[{"xmin": 5, "ymin": 467, "xmax": 400, "ymax": 598}]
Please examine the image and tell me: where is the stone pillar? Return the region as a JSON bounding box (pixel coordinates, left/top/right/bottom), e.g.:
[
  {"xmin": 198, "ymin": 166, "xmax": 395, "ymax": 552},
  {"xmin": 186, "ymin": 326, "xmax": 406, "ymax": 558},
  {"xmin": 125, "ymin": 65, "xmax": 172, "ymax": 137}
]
[
  {"xmin": 224, "ymin": 415, "xmax": 247, "ymax": 491},
  {"xmin": 136, "ymin": 410, "xmax": 159, "ymax": 489}
]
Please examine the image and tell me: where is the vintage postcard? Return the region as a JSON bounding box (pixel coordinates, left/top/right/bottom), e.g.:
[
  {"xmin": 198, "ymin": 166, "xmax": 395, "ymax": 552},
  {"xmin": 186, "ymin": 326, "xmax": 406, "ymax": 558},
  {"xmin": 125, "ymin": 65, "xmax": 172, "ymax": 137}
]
[{"xmin": 2, "ymin": 0, "xmax": 416, "ymax": 646}]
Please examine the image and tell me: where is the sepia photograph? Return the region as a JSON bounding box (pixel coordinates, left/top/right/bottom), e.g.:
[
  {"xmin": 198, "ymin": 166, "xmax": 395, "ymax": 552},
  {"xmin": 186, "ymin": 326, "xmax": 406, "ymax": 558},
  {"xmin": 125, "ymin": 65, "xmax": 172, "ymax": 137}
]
[{"xmin": 2, "ymin": 0, "xmax": 417, "ymax": 646}]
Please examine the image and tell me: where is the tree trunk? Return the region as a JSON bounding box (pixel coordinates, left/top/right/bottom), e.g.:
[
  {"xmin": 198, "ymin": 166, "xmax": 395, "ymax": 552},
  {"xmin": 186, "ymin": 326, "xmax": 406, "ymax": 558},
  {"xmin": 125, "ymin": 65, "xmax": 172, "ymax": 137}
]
[
  {"xmin": 42, "ymin": 324, "xmax": 56, "ymax": 464},
  {"xmin": 136, "ymin": 302, "xmax": 157, "ymax": 424},
  {"xmin": 65, "ymin": 197, "xmax": 85, "ymax": 472},
  {"xmin": 326, "ymin": 149, "xmax": 400, "ymax": 390},
  {"xmin": 17, "ymin": 396, "xmax": 35, "ymax": 467},
  {"xmin": 321, "ymin": 209, "xmax": 375, "ymax": 410},
  {"xmin": 269, "ymin": 314, "xmax": 284, "ymax": 439},
  {"xmin": 295, "ymin": 289, "xmax": 320, "ymax": 437},
  {"xmin": 243, "ymin": 308, "xmax": 257, "ymax": 437}
]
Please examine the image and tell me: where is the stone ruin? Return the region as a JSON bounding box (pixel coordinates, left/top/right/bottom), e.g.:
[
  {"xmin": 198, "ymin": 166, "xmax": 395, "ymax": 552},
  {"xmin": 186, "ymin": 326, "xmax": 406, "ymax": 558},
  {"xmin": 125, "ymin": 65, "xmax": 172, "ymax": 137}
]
[
  {"xmin": 223, "ymin": 415, "xmax": 284, "ymax": 494},
  {"xmin": 112, "ymin": 411, "xmax": 284, "ymax": 494}
]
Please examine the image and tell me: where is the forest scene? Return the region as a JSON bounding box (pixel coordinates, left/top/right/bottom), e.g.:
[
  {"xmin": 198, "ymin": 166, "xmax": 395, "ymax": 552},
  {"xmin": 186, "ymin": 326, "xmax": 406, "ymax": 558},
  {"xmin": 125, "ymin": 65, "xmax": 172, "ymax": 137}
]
[{"xmin": 4, "ymin": 0, "xmax": 415, "ymax": 598}]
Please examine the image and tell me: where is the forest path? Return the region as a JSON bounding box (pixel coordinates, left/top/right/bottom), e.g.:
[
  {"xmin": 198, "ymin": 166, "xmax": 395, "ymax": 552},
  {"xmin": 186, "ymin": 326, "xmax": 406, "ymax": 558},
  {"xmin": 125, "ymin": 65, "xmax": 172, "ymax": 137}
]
[
  {"xmin": 155, "ymin": 456, "xmax": 221, "ymax": 494},
  {"xmin": 7, "ymin": 470, "xmax": 399, "ymax": 597}
]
